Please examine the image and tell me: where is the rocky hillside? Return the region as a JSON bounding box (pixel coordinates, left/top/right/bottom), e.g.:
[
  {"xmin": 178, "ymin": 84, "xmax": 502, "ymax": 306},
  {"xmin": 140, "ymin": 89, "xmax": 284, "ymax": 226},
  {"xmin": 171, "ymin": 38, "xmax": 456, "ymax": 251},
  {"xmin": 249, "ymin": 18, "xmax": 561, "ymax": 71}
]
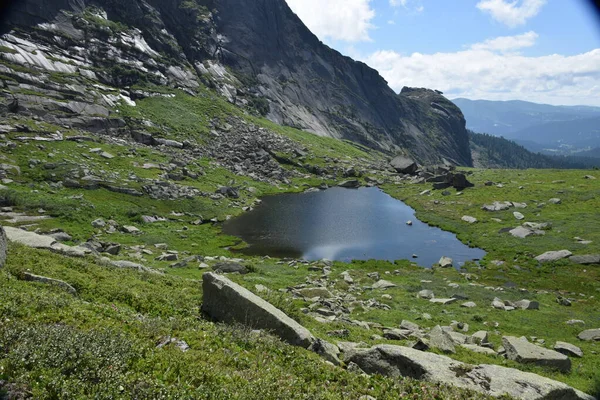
[{"xmin": 0, "ymin": 0, "xmax": 472, "ymax": 166}]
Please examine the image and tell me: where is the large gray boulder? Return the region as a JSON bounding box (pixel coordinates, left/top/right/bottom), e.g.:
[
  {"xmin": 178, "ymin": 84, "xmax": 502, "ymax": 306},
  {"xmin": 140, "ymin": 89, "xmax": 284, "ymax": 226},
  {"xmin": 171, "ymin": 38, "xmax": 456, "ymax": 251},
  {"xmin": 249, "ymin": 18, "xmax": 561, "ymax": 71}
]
[
  {"xmin": 201, "ymin": 272, "xmax": 315, "ymax": 348},
  {"xmin": 346, "ymin": 345, "xmax": 594, "ymax": 400},
  {"xmin": 502, "ymin": 336, "xmax": 571, "ymax": 372},
  {"xmin": 535, "ymin": 250, "xmax": 572, "ymax": 263},
  {"xmin": 578, "ymin": 329, "xmax": 600, "ymax": 341},
  {"xmin": 428, "ymin": 325, "xmax": 456, "ymax": 353},
  {"xmin": 4, "ymin": 226, "xmax": 90, "ymax": 257},
  {"xmin": 390, "ymin": 156, "xmax": 418, "ymax": 175},
  {"xmin": 570, "ymin": 255, "xmax": 600, "ymax": 265},
  {"xmin": 0, "ymin": 226, "xmax": 6, "ymax": 269}
]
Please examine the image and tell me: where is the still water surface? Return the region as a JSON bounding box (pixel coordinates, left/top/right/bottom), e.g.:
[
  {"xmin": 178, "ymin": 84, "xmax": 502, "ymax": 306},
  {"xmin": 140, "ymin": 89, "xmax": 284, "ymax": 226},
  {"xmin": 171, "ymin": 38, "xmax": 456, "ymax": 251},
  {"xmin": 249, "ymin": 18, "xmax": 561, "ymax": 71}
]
[{"xmin": 223, "ymin": 187, "xmax": 485, "ymax": 266}]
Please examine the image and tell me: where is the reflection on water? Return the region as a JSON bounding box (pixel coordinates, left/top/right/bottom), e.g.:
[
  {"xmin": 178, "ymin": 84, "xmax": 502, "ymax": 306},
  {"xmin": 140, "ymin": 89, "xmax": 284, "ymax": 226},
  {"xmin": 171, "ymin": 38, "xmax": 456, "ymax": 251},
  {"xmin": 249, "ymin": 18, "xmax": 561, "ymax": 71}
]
[{"xmin": 223, "ymin": 187, "xmax": 485, "ymax": 267}]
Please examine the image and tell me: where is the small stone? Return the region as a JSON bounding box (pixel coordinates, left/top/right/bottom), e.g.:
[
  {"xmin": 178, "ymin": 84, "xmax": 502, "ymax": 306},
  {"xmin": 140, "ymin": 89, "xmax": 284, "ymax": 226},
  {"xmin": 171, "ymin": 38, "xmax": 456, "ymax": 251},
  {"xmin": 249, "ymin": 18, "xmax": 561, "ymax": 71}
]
[
  {"xmin": 417, "ymin": 289, "xmax": 434, "ymax": 299},
  {"xmin": 121, "ymin": 225, "xmax": 140, "ymax": 234},
  {"xmin": 548, "ymin": 198, "xmax": 562, "ymax": 205},
  {"xmin": 461, "ymin": 301, "xmax": 477, "ymax": 308},
  {"xmin": 91, "ymin": 218, "xmax": 106, "ymax": 228},
  {"xmin": 513, "ymin": 212, "xmax": 525, "ymax": 220},
  {"xmin": 461, "ymin": 216, "xmax": 478, "ymax": 224}
]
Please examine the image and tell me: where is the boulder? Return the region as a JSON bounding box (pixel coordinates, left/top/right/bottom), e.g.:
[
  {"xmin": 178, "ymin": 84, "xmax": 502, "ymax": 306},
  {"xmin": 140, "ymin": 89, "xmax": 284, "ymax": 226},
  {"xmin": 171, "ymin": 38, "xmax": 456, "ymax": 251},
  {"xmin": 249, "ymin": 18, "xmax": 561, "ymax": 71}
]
[
  {"xmin": 513, "ymin": 212, "xmax": 525, "ymax": 220},
  {"xmin": 346, "ymin": 345, "xmax": 593, "ymax": 400},
  {"xmin": 470, "ymin": 331, "xmax": 489, "ymax": 346},
  {"xmin": 212, "ymin": 262, "xmax": 248, "ymax": 274},
  {"xmin": 337, "ymin": 180, "xmax": 360, "ymax": 188},
  {"xmin": 21, "ymin": 272, "xmax": 77, "ymax": 295},
  {"xmin": 298, "ymin": 287, "xmax": 333, "ymax": 299},
  {"xmin": 4, "ymin": 227, "xmax": 89, "ymax": 257},
  {"xmin": 482, "ymin": 201, "xmax": 512, "ymax": 212},
  {"xmin": 502, "ymin": 336, "xmax": 571, "ymax": 372},
  {"xmin": 461, "ymin": 344, "xmax": 497, "ymax": 356},
  {"xmin": 554, "ymin": 342, "xmax": 583, "ymax": 358},
  {"xmin": 570, "ymin": 255, "xmax": 600, "ymax": 265},
  {"xmin": 0, "ymin": 226, "xmax": 6, "ymax": 269},
  {"xmin": 309, "ymin": 338, "xmax": 342, "ymax": 365},
  {"xmin": 428, "ymin": 325, "xmax": 456, "ymax": 353},
  {"xmin": 578, "ymin": 329, "xmax": 600, "ymax": 341},
  {"xmin": 438, "ymin": 256, "xmax": 453, "ymax": 268},
  {"xmin": 461, "ymin": 216, "xmax": 477, "ymax": 224},
  {"xmin": 429, "ymin": 298, "xmax": 456, "ymax": 305},
  {"xmin": 509, "ymin": 226, "xmax": 545, "ymax": 239},
  {"xmin": 399, "ymin": 320, "xmax": 420, "ymax": 332},
  {"xmin": 372, "ymin": 280, "xmax": 396, "ymax": 289},
  {"xmin": 417, "ymin": 289, "xmax": 434, "ymax": 299},
  {"xmin": 514, "ymin": 300, "xmax": 540, "ymax": 310},
  {"xmin": 390, "ymin": 156, "xmax": 417, "ymax": 175},
  {"xmin": 202, "ymin": 272, "xmax": 315, "ymax": 348},
  {"xmin": 383, "ymin": 329, "xmax": 410, "ymax": 341},
  {"xmin": 535, "ymin": 250, "xmax": 573, "ymax": 263}
]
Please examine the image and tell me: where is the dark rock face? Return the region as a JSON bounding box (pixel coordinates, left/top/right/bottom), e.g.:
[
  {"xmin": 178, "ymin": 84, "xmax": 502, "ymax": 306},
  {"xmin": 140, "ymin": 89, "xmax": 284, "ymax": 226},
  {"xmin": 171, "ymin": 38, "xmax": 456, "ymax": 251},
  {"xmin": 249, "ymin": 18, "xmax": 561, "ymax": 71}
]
[
  {"xmin": 0, "ymin": 0, "xmax": 473, "ymax": 166},
  {"xmin": 215, "ymin": 0, "xmax": 472, "ymax": 165}
]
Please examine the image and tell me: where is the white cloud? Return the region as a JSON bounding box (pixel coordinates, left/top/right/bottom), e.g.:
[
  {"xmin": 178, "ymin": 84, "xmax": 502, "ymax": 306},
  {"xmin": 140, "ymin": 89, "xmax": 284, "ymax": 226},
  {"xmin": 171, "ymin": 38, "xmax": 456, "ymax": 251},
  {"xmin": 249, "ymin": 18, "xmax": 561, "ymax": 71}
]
[
  {"xmin": 477, "ymin": 0, "xmax": 547, "ymax": 28},
  {"xmin": 362, "ymin": 34, "xmax": 600, "ymax": 106},
  {"xmin": 390, "ymin": 0, "xmax": 424, "ymax": 13},
  {"xmin": 469, "ymin": 31, "xmax": 538, "ymax": 52},
  {"xmin": 285, "ymin": 0, "xmax": 376, "ymax": 42}
]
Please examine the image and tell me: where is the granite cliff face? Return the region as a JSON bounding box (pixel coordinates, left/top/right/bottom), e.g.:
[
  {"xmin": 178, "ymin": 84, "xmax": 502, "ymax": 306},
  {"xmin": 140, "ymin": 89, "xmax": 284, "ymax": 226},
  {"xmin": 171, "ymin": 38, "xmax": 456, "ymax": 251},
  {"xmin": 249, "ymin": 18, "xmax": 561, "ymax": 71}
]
[{"xmin": 0, "ymin": 0, "xmax": 472, "ymax": 165}]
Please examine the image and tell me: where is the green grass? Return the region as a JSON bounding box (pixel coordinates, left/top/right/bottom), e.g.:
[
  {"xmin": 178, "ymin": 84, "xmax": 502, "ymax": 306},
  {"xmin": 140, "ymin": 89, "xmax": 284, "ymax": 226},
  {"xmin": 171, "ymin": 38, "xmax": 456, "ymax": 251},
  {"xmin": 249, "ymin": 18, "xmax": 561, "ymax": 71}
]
[{"xmin": 0, "ymin": 244, "xmax": 493, "ymax": 400}]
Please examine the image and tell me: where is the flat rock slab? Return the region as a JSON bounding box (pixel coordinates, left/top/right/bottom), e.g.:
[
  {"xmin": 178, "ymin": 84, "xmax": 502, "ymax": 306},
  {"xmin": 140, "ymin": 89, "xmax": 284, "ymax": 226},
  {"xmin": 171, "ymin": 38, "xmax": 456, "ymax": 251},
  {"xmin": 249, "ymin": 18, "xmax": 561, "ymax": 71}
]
[
  {"xmin": 502, "ymin": 336, "xmax": 571, "ymax": 372},
  {"xmin": 578, "ymin": 329, "xmax": 600, "ymax": 341},
  {"xmin": 202, "ymin": 272, "xmax": 315, "ymax": 348},
  {"xmin": 535, "ymin": 250, "xmax": 572, "ymax": 263},
  {"xmin": 461, "ymin": 344, "xmax": 497, "ymax": 356},
  {"xmin": 22, "ymin": 272, "xmax": 77, "ymax": 295},
  {"xmin": 372, "ymin": 280, "xmax": 396, "ymax": 289},
  {"xmin": 554, "ymin": 341, "xmax": 583, "ymax": 358},
  {"xmin": 429, "ymin": 298, "xmax": 457, "ymax": 305},
  {"xmin": 570, "ymin": 255, "xmax": 600, "ymax": 265},
  {"xmin": 5, "ymin": 227, "xmax": 90, "ymax": 257},
  {"xmin": 346, "ymin": 345, "xmax": 593, "ymax": 400},
  {"xmin": 509, "ymin": 226, "xmax": 545, "ymax": 238}
]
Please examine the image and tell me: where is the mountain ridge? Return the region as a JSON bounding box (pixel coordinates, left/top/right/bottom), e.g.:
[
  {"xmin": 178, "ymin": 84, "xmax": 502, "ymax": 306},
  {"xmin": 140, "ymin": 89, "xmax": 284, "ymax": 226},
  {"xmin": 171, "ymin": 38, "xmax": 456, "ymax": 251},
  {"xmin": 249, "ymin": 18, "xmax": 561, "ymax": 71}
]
[{"xmin": 0, "ymin": 0, "xmax": 473, "ymax": 166}]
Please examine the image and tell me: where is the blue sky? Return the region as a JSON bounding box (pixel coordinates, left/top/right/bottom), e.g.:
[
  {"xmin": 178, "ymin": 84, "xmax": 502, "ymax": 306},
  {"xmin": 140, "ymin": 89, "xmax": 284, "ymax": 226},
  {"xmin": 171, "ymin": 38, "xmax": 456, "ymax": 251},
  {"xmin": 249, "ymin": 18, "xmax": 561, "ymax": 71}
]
[{"xmin": 285, "ymin": 0, "xmax": 600, "ymax": 106}]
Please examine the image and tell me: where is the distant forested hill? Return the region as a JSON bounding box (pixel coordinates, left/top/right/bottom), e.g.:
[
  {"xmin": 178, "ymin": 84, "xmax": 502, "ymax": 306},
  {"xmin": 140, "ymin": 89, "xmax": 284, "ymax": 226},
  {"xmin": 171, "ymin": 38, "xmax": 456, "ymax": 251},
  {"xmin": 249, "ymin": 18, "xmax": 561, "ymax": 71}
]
[{"xmin": 469, "ymin": 131, "xmax": 600, "ymax": 169}]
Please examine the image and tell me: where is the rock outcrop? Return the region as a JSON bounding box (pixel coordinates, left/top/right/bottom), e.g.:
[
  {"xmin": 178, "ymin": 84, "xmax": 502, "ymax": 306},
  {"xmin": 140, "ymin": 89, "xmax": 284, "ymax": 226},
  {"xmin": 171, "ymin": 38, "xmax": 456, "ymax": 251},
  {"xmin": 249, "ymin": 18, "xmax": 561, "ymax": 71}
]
[
  {"xmin": 201, "ymin": 272, "xmax": 315, "ymax": 348},
  {"xmin": 346, "ymin": 345, "xmax": 594, "ymax": 400},
  {"xmin": 502, "ymin": 336, "xmax": 571, "ymax": 372},
  {"xmin": 1, "ymin": 0, "xmax": 473, "ymax": 166}
]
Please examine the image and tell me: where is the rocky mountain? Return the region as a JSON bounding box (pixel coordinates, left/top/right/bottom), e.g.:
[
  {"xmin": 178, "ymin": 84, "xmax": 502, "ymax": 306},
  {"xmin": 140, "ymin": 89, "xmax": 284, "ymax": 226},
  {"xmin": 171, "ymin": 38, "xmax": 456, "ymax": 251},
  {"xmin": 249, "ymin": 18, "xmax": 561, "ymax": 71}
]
[
  {"xmin": 453, "ymin": 98, "xmax": 600, "ymax": 139},
  {"xmin": 0, "ymin": 0, "xmax": 472, "ymax": 166}
]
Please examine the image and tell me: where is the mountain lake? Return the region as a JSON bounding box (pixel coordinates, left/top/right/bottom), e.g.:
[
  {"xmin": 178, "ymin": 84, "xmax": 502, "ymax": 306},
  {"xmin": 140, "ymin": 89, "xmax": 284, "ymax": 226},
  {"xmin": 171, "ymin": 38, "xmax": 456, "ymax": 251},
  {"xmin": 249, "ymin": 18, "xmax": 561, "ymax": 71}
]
[{"xmin": 223, "ymin": 187, "xmax": 485, "ymax": 267}]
